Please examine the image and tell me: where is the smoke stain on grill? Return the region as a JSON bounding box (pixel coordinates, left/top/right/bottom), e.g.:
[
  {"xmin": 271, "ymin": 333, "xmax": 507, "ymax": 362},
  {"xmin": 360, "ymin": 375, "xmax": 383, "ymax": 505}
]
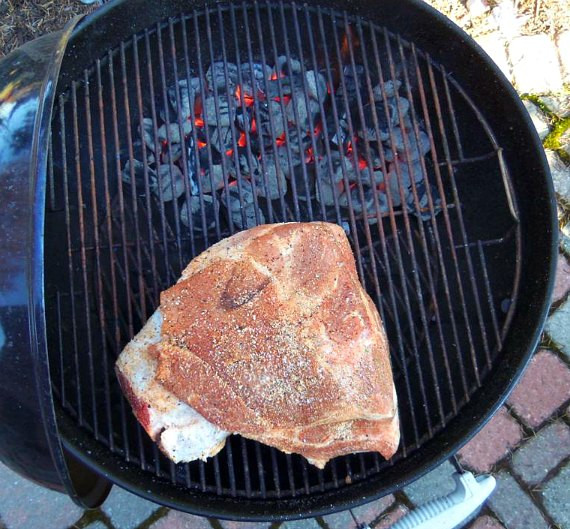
[{"xmin": 43, "ymin": 0, "xmax": 520, "ymax": 504}]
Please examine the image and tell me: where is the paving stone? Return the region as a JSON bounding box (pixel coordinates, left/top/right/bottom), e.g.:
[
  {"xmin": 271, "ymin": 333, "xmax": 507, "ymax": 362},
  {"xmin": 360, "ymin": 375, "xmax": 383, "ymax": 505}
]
[
  {"xmin": 352, "ymin": 494, "xmax": 395, "ymax": 524},
  {"xmin": 470, "ymin": 515, "xmax": 505, "ymax": 528},
  {"xmin": 557, "ymin": 31, "xmax": 570, "ymax": 84},
  {"xmin": 475, "ymin": 33, "xmax": 511, "ymax": 79},
  {"xmin": 522, "ymin": 100, "xmax": 550, "ymax": 140},
  {"xmin": 553, "ymin": 254, "xmax": 570, "ymax": 303},
  {"xmin": 101, "ymin": 486, "xmax": 158, "ymax": 529},
  {"xmin": 541, "ymin": 463, "xmax": 570, "ymax": 529},
  {"xmin": 403, "ymin": 460, "xmax": 456, "ymax": 506},
  {"xmin": 282, "ymin": 519, "xmax": 320, "ymax": 529},
  {"xmin": 458, "ymin": 407, "xmax": 523, "ymax": 472},
  {"xmin": 562, "ymin": 228, "xmax": 570, "ymax": 257},
  {"xmin": 323, "ymin": 495, "xmax": 394, "ymax": 528},
  {"xmin": 542, "ymin": 94, "xmax": 570, "ymax": 117},
  {"xmin": 375, "ymin": 504, "xmax": 409, "ymax": 529},
  {"xmin": 488, "ymin": 471, "xmax": 548, "ymax": 529},
  {"xmin": 508, "ymin": 349, "xmax": 570, "ymax": 427},
  {"xmin": 85, "ymin": 523, "xmax": 108, "ymax": 529},
  {"xmin": 220, "ymin": 520, "xmax": 270, "ymax": 529},
  {"xmin": 546, "ymin": 149, "xmax": 570, "ymax": 202},
  {"xmin": 0, "ymin": 462, "xmax": 84, "ymax": 529},
  {"xmin": 508, "ymin": 35, "xmax": 563, "ymax": 93},
  {"xmin": 545, "ymin": 297, "xmax": 570, "ymax": 358},
  {"xmin": 151, "ymin": 510, "xmax": 213, "ymax": 529},
  {"xmin": 512, "ymin": 421, "xmax": 570, "ymax": 485}
]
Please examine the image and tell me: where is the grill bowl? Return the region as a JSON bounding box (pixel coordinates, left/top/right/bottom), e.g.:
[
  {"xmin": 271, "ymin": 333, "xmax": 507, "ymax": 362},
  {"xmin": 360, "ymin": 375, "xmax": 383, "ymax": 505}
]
[{"xmin": 41, "ymin": 0, "xmax": 557, "ymax": 520}]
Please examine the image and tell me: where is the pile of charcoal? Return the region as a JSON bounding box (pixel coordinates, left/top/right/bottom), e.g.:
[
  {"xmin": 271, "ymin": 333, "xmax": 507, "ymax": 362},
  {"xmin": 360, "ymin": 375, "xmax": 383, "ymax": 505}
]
[{"xmin": 122, "ymin": 55, "xmax": 440, "ymax": 232}]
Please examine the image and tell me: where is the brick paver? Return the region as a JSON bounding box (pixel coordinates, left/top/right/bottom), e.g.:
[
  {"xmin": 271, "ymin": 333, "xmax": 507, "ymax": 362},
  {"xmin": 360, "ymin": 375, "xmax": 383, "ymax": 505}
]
[
  {"xmin": 0, "ymin": 463, "xmax": 83, "ymax": 529},
  {"xmin": 553, "ymin": 254, "xmax": 570, "ymax": 303},
  {"xmin": 470, "ymin": 515, "xmax": 506, "ymax": 529},
  {"xmin": 375, "ymin": 504, "xmax": 409, "ymax": 529},
  {"xmin": 403, "ymin": 460, "xmax": 456, "ymax": 505},
  {"xmin": 458, "ymin": 407, "xmax": 523, "ymax": 472},
  {"xmin": 151, "ymin": 510, "xmax": 213, "ymax": 529},
  {"xmin": 511, "ymin": 421, "xmax": 570, "ymax": 485},
  {"xmin": 487, "ymin": 471, "xmax": 548, "ymax": 529},
  {"xmin": 507, "ymin": 350, "xmax": 570, "ymax": 427},
  {"xmin": 101, "ymin": 486, "xmax": 158, "ymax": 529},
  {"xmin": 546, "ymin": 149, "xmax": 570, "ymax": 203},
  {"xmin": 323, "ymin": 495, "xmax": 393, "ymax": 529},
  {"xmin": 540, "ymin": 463, "xmax": 570, "ymax": 529}
]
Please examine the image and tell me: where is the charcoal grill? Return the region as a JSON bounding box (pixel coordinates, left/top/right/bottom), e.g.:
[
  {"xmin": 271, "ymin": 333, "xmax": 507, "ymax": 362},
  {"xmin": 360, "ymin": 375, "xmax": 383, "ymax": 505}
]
[{"xmin": 0, "ymin": 0, "xmax": 557, "ymax": 521}]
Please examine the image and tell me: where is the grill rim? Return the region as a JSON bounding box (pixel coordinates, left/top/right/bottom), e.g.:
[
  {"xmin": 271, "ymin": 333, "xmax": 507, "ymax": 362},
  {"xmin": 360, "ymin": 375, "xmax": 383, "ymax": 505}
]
[{"xmin": 44, "ymin": 0, "xmax": 558, "ymax": 519}]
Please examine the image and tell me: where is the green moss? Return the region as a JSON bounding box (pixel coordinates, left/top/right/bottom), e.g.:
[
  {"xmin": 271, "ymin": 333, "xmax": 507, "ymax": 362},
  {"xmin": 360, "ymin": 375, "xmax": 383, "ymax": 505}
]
[{"xmin": 520, "ymin": 93, "xmax": 570, "ymax": 165}]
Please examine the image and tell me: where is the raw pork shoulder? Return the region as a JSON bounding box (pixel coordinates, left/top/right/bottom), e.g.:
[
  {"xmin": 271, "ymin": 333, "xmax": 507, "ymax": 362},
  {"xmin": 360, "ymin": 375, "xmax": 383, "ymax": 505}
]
[{"xmin": 116, "ymin": 222, "xmax": 399, "ymax": 468}]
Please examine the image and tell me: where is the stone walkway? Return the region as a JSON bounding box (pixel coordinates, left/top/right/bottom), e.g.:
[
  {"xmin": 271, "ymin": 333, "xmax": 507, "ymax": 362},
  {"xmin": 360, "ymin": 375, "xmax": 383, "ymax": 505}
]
[{"xmin": 1, "ymin": 1, "xmax": 570, "ymax": 528}]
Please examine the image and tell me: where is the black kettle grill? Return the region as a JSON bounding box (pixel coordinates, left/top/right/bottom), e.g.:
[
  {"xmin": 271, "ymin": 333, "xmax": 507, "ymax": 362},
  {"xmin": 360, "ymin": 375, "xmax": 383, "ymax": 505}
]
[{"xmin": 0, "ymin": 0, "xmax": 557, "ymax": 521}]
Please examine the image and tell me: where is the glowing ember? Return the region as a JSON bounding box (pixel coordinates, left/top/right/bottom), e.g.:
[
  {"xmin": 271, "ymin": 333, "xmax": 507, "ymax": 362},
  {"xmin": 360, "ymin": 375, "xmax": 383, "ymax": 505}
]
[
  {"xmin": 194, "ymin": 117, "xmax": 205, "ymax": 128},
  {"xmin": 276, "ymin": 132, "xmax": 286, "ymax": 146},
  {"xmin": 235, "ymin": 85, "xmax": 255, "ymax": 107},
  {"xmin": 238, "ymin": 131, "xmax": 247, "ymax": 148}
]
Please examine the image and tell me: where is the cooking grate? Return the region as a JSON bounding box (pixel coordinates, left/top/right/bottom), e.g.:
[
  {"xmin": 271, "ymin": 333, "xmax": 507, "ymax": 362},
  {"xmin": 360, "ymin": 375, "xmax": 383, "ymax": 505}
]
[{"xmin": 45, "ymin": 1, "xmax": 521, "ymax": 502}]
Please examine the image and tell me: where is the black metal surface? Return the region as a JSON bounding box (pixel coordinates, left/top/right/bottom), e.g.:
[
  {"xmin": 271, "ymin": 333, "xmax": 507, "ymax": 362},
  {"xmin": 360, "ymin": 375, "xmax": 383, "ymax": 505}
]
[
  {"xmin": 0, "ymin": 20, "xmax": 111, "ymax": 507},
  {"xmin": 39, "ymin": 0, "xmax": 556, "ymax": 520}
]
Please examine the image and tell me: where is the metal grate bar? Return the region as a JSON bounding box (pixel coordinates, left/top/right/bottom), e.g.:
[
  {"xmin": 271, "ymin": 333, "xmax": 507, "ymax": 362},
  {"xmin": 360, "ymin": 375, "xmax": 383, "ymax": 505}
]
[
  {"xmin": 348, "ymin": 15, "xmax": 440, "ymax": 436},
  {"xmin": 477, "ymin": 241, "xmax": 502, "ymax": 350},
  {"xmin": 393, "ymin": 35, "xmax": 459, "ymax": 415},
  {"xmin": 426, "ymin": 60, "xmax": 485, "ymax": 384},
  {"xmin": 96, "ymin": 58, "xmax": 122, "ymax": 451},
  {"xmin": 262, "ymin": 1, "xmax": 302, "ymax": 221},
  {"xmin": 108, "ymin": 51, "xmax": 136, "ymax": 459},
  {"xmin": 83, "ymin": 67, "xmax": 115, "ymax": 444},
  {"xmin": 60, "ymin": 96, "xmax": 83, "ymax": 427},
  {"xmin": 437, "ymin": 64, "xmax": 494, "ymax": 371},
  {"xmin": 408, "ymin": 44, "xmax": 472, "ymax": 401},
  {"xmin": 131, "ymin": 37, "xmax": 160, "ymax": 307},
  {"xmin": 167, "ymin": 17, "xmax": 197, "ymax": 256},
  {"xmin": 72, "ymin": 81, "xmax": 100, "ymax": 434},
  {"xmin": 301, "ymin": 5, "xmax": 342, "ymax": 226},
  {"xmin": 328, "ymin": 8, "xmax": 423, "ymax": 448},
  {"xmin": 193, "ymin": 11, "xmax": 229, "ymax": 236},
  {"xmin": 275, "ymin": 1, "xmax": 315, "ymax": 220},
  {"xmin": 181, "ymin": 15, "xmax": 220, "ymax": 244}
]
